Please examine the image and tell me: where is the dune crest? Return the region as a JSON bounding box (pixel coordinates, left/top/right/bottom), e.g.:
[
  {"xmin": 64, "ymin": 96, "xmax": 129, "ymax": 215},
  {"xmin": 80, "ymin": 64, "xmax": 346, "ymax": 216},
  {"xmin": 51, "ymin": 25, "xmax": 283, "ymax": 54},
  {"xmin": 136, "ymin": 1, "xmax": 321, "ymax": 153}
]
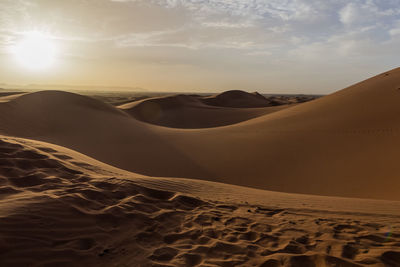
[{"xmin": 202, "ymin": 90, "xmax": 272, "ymax": 108}]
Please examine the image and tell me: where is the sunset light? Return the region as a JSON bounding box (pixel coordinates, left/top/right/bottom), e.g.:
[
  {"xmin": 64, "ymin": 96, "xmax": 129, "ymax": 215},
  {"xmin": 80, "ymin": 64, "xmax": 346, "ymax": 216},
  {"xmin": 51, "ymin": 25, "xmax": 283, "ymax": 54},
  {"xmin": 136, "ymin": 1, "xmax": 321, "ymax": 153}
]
[
  {"xmin": 1, "ymin": 1, "xmax": 400, "ymax": 266},
  {"xmin": 13, "ymin": 31, "xmax": 57, "ymax": 71}
]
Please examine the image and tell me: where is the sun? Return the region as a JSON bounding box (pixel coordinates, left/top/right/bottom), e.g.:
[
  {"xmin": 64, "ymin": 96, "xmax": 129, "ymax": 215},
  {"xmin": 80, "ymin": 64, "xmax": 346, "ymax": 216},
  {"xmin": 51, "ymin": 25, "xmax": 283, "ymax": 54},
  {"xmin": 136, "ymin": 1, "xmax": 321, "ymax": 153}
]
[{"xmin": 13, "ymin": 31, "xmax": 58, "ymax": 71}]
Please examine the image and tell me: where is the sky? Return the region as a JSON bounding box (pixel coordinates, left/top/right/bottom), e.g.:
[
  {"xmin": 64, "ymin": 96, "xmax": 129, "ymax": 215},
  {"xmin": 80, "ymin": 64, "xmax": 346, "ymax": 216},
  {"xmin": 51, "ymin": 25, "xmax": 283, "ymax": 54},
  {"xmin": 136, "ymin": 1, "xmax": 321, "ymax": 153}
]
[{"xmin": 0, "ymin": 0, "xmax": 399, "ymax": 94}]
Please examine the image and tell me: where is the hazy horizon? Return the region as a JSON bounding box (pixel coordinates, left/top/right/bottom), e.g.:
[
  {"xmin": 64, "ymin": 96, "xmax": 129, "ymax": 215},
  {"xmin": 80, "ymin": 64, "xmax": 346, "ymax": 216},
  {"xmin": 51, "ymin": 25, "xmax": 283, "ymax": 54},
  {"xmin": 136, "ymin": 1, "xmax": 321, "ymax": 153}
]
[{"xmin": 1, "ymin": 0, "xmax": 399, "ymax": 94}]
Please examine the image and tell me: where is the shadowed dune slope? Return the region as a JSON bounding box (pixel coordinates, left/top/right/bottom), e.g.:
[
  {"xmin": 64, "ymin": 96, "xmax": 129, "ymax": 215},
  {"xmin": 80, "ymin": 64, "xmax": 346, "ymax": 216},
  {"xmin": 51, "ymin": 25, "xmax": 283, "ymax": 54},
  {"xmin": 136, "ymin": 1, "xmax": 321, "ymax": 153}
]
[
  {"xmin": 201, "ymin": 90, "xmax": 272, "ymax": 108},
  {"xmin": 1, "ymin": 135, "xmax": 400, "ymax": 266},
  {"xmin": 119, "ymin": 93, "xmax": 288, "ymax": 128},
  {"xmin": 0, "ymin": 90, "xmax": 217, "ymax": 179},
  {"xmin": 0, "ymin": 68, "xmax": 400, "ymax": 200}
]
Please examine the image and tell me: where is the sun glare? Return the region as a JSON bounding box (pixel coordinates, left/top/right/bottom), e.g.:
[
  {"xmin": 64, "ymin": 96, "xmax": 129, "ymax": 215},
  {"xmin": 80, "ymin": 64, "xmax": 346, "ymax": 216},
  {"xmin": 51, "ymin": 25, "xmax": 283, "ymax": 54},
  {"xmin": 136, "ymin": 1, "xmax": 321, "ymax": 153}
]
[{"xmin": 13, "ymin": 31, "xmax": 58, "ymax": 71}]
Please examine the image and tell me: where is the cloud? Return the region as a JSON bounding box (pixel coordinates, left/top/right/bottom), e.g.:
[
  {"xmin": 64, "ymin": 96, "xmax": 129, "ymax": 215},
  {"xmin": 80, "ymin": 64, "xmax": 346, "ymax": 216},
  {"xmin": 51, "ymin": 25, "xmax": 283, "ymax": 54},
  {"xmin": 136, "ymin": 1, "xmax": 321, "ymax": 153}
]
[
  {"xmin": 2, "ymin": 0, "xmax": 399, "ymax": 57},
  {"xmin": 339, "ymin": 3, "xmax": 359, "ymax": 25},
  {"xmin": 1, "ymin": 0, "xmax": 400, "ymax": 93},
  {"xmin": 339, "ymin": 1, "xmax": 400, "ymax": 26},
  {"xmin": 201, "ymin": 21, "xmax": 254, "ymax": 29},
  {"xmin": 389, "ymin": 20, "xmax": 400, "ymax": 36}
]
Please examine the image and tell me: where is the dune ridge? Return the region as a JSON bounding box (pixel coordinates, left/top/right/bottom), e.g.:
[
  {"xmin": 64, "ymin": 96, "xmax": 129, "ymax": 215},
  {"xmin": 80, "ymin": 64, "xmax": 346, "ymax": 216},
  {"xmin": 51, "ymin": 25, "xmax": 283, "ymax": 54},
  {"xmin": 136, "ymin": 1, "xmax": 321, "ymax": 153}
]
[
  {"xmin": 201, "ymin": 90, "xmax": 273, "ymax": 108},
  {"xmin": 1, "ymin": 135, "xmax": 400, "ymax": 266},
  {"xmin": 1, "ymin": 69, "xmax": 400, "ymax": 200}
]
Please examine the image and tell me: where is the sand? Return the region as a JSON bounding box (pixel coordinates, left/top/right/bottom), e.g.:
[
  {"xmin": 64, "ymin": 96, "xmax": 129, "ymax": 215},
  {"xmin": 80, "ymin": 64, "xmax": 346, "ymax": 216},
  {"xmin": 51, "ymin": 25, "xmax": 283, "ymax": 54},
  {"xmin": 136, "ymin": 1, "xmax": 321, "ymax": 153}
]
[
  {"xmin": 118, "ymin": 92, "xmax": 291, "ymax": 128},
  {"xmin": 1, "ymin": 135, "xmax": 400, "ymax": 266},
  {"xmin": 1, "ymin": 69, "xmax": 400, "ymax": 199},
  {"xmin": 1, "ymin": 68, "xmax": 400, "ymax": 266}
]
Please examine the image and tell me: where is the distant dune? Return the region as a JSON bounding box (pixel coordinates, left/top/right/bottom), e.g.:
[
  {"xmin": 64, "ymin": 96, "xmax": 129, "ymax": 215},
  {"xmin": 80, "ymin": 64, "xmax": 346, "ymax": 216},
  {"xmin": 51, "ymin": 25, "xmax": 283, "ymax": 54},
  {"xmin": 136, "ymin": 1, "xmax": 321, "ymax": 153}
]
[
  {"xmin": 202, "ymin": 90, "xmax": 272, "ymax": 108},
  {"xmin": 119, "ymin": 92, "xmax": 290, "ymax": 128},
  {"xmin": 1, "ymin": 69, "xmax": 400, "ymax": 201}
]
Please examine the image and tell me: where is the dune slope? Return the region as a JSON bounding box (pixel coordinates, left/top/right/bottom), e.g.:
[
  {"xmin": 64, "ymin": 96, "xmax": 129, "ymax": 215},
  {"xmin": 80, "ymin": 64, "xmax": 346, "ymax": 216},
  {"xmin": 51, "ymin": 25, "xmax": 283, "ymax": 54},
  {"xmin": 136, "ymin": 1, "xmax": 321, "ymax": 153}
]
[
  {"xmin": 171, "ymin": 68, "xmax": 400, "ymax": 200},
  {"xmin": 0, "ymin": 69, "xmax": 400, "ymax": 200},
  {"xmin": 0, "ymin": 90, "xmax": 216, "ymax": 179},
  {"xmin": 1, "ymin": 136, "xmax": 400, "ymax": 266}
]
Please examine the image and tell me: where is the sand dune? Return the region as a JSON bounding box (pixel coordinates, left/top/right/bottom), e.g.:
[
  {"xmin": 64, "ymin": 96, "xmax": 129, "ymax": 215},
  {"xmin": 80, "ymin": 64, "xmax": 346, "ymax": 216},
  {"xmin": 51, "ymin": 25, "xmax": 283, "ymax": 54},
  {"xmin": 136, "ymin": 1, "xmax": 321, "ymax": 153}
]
[
  {"xmin": 0, "ymin": 69, "xmax": 400, "ymax": 200},
  {"xmin": 119, "ymin": 93, "xmax": 289, "ymax": 128},
  {"xmin": 201, "ymin": 90, "xmax": 273, "ymax": 108},
  {"xmin": 1, "ymin": 135, "xmax": 400, "ymax": 266}
]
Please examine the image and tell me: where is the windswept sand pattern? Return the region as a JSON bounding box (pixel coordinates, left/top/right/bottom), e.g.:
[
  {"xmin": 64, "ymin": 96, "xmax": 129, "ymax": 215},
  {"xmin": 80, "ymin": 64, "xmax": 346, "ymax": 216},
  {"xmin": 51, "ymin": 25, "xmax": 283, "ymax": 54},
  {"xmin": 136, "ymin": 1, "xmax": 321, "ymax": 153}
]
[{"xmin": 1, "ymin": 137, "xmax": 400, "ymax": 266}]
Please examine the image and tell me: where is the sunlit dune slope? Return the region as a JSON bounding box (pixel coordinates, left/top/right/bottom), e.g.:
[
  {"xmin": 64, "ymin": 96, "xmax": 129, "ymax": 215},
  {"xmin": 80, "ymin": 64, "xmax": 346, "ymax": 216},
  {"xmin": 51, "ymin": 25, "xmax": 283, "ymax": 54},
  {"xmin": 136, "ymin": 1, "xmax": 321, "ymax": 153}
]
[
  {"xmin": 162, "ymin": 68, "xmax": 400, "ymax": 200},
  {"xmin": 119, "ymin": 93, "xmax": 288, "ymax": 128},
  {"xmin": 1, "ymin": 68, "xmax": 400, "ymax": 200}
]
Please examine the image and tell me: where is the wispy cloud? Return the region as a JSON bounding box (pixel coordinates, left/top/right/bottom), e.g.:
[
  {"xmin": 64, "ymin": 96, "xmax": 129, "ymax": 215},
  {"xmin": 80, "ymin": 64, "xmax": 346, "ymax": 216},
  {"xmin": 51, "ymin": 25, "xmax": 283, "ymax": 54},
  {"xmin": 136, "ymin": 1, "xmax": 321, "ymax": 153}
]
[{"xmin": 1, "ymin": 0, "xmax": 400, "ymax": 93}]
